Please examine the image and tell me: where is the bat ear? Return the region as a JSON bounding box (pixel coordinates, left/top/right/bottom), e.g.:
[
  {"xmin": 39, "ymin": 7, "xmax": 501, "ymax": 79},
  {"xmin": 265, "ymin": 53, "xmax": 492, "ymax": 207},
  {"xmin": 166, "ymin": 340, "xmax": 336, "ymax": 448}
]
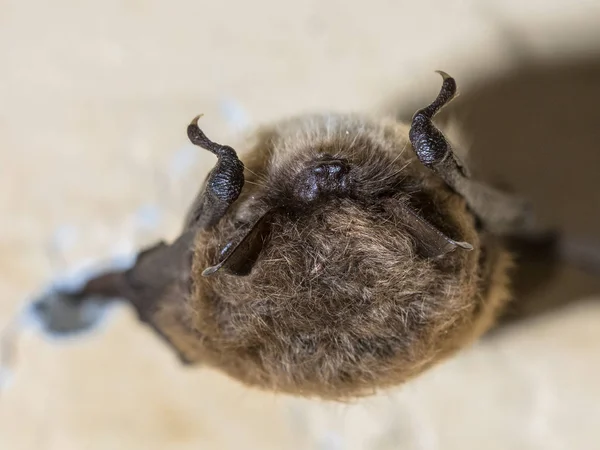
[
  {"xmin": 384, "ymin": 199, "xmax": 473, "ymax": 258},
  {"xmin": 202, "ymin": 209, "xmax": 277, "ymax": 277}
]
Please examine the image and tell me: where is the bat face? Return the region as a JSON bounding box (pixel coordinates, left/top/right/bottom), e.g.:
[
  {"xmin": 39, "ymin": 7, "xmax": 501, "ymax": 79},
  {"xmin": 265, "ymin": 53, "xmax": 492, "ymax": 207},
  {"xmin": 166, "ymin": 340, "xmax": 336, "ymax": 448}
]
[{"xmin": 198, "ymin": 115, "xmax": 476, "ymax": 276}]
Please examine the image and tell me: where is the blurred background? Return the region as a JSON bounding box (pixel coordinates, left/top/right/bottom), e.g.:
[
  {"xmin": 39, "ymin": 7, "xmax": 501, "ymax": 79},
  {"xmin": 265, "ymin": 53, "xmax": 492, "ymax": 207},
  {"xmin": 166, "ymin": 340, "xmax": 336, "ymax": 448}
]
[{"xmin": 1, "ymin": 0, "xmax": 600, "ymax": 449}]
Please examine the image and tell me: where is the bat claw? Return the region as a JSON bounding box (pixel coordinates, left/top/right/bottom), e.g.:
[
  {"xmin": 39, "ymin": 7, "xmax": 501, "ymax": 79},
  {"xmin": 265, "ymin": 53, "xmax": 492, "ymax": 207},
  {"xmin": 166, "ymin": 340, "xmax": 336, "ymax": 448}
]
[
  {"xmin": 189, "ymin": 113, "xmax": 205, "ymax": 128},
  {"xmin": 434, "ymin": 70, "xmax": 452, "ymax": 81}
]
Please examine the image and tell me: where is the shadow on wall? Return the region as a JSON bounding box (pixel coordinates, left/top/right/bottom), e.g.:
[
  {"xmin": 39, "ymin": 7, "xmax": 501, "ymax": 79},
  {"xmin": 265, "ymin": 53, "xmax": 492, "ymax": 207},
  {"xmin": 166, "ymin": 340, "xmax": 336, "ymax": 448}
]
[{"xmin": 397, "ymin": 55, "xmax": 600, "ymax": 330}]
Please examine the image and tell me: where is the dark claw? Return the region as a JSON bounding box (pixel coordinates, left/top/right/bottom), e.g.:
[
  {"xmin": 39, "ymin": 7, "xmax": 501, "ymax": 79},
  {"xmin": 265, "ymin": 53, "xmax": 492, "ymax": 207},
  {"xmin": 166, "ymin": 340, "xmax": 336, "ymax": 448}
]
[
  {"xmin": 185, "ymin": 116, "xmax": 245, "ymax": 229},
  {"xmin": 409, "ymin": 71, "xmax": 457, "ymax": 169}
]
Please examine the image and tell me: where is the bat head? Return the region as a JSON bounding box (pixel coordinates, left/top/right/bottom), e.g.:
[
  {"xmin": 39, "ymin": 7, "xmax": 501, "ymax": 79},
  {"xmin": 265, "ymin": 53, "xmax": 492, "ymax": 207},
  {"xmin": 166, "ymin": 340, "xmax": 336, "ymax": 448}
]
[{"xmin": 198, "ymin": 114, "xmax": 474, "ymax": 278}]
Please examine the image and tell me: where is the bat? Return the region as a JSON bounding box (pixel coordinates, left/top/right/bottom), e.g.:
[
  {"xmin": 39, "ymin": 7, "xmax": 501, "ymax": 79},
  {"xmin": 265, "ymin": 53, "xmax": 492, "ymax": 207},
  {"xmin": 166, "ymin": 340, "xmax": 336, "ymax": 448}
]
[{"xmin": 27, "ymin": 72, "xmax": 583, "ymax": 400}]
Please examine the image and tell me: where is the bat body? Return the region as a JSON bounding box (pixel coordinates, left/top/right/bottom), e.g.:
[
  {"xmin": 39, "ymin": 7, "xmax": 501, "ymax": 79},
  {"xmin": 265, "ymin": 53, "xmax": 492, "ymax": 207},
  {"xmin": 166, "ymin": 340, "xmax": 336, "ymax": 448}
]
[{"xmin": 32, "ymin": 74, "xmax": 546, "ymax": 400}]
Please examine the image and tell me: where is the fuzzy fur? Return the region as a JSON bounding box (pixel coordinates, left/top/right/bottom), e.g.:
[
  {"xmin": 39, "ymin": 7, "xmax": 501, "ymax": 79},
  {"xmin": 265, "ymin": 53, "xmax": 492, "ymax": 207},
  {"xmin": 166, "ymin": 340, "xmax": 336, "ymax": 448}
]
[{"xmin": 143, "ymin": 114, "xmax": 513, "ymax": 399}]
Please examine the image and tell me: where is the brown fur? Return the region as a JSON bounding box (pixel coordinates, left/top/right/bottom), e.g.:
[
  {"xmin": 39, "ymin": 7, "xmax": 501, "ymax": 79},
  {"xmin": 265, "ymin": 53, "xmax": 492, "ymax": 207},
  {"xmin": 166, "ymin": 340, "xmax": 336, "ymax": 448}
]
[
  {"xmin": 49, "ymin": 104, "xmax": 518, "ymax": 401},
  {"xmin": 143, "ymin": 114, "xmax": 512, "ymax": 399}
]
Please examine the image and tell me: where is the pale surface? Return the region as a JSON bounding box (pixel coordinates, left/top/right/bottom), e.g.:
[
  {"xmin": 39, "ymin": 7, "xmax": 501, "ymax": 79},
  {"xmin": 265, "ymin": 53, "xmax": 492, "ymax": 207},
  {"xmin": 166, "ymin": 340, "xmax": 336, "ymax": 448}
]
[{"xmin": 1, "ymin": 1, "xmax": 600, "ymax": 449}]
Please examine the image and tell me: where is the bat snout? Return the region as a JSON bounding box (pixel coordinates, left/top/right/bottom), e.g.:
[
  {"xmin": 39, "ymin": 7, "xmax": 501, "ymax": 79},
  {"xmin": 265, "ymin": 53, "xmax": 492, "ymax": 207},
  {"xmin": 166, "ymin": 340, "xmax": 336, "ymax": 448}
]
[{"xmin": 293, "ymin": 156, "xmax": 352, "ymax": 203}]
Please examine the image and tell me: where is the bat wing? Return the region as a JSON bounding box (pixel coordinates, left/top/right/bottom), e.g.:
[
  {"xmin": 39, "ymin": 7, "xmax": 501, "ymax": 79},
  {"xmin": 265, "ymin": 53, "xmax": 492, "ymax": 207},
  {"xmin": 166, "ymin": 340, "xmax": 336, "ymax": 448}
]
[{"xmin": 384, "ymin": 199, "xmax": 473, "ymax": 258}]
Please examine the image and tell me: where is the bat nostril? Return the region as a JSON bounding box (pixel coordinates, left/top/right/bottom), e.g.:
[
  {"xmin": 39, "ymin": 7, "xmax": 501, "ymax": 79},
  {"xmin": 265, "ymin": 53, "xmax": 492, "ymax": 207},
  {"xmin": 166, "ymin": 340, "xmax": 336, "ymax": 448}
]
[
  {"xmin": 311, "ymin": 159, "xmax": 349, "ymax": 179},
  {"xmin": 327, "ymin": 164, "xmax": 342, "ymax": 174}
]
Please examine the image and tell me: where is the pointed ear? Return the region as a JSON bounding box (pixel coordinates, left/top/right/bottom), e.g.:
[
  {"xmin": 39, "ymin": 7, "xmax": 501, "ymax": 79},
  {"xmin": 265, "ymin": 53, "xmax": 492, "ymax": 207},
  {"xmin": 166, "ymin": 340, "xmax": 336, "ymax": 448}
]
[
  {"xmin": 383, "ymin": 199, "xmax": 473, "ymax": 258},
  {"xmin": 202, "ymin": 209, "xmax": 277, "ymax": 277}
]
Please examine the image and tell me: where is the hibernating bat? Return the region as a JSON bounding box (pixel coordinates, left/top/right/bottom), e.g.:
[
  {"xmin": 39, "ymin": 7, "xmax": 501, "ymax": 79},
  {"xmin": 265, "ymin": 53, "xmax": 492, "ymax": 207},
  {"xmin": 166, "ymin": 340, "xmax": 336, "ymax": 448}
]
[{"xmin": 31, "ymin": 72, "xmax": 560, "ymax": 400}]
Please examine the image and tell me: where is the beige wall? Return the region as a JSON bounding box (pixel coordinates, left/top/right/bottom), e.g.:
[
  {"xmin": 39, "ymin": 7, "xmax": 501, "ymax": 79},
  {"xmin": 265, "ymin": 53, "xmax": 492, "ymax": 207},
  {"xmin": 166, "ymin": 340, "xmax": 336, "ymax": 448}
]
[{"xmin": 1, "ymin": 1, "xmax": 600, "ymax": 449}]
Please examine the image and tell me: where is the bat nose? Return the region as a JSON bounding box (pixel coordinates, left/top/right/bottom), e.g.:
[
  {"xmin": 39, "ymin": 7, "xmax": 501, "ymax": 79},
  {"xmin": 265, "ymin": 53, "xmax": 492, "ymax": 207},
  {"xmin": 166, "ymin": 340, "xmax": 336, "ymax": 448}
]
[
  {"xmin": 293, "ymin": 156, "xmax": 352, "ymax": 202},
  {"xmin": 311, "ymin": 159, "xmax": 348, "ymax": 180}
]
